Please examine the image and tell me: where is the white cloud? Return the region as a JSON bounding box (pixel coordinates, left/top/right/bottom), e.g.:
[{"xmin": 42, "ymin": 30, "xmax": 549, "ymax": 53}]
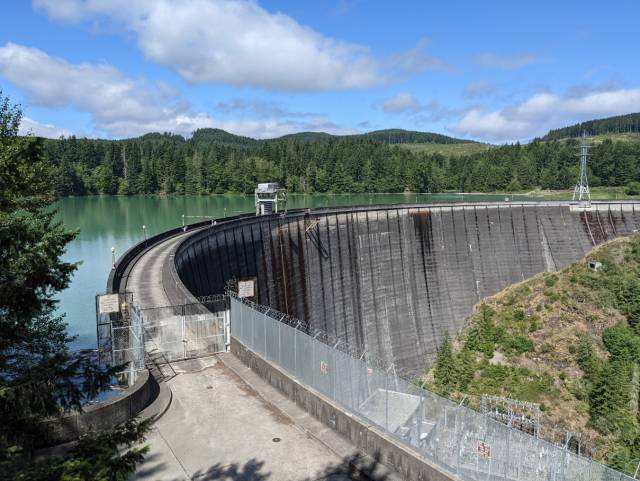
[
  {"xmin": 381, "ymin": 93, "xmax": 462, "ymax": 123},
  {"xmin": 383, "ymin": 93, "xmax": 419, "ymax": 113},
  {"xmin": 0, "ymin": 42, "xmax": 356, "ymax": 139},
  {"xmin": 463, "ymin": 79, "xmax": 494, "ymax": 98},
  {"xmin": 473, "ymin": 52, "xmax": 538, "ymax": 70},
  {"xmin": 388, "ymin": 38, "xmax": 453, "ymax": 75},
  {"xmin": 224, "ymin": 118, "xmax": 358, "ymax": 138},
  {"xmin": 453, "ymin": 87, "xmax": 640, "ymax": 142},
  {"xmin": 18, "ymin": 117, "xmax": 74, "ymax": 138},
  {"xmin": 454, "ymin": 109, "xmax": 532, "ymax": 142},
  {"xmin": 33, "ymin": 0, "xmax": 380, "ymax": 91},
  {"xmin": 0, "ymin": 42, "xmax": 211, "ymax": 137},
  {"xmin": 214, "ymin": 99, "xmax": 316, "ymax": 119}
]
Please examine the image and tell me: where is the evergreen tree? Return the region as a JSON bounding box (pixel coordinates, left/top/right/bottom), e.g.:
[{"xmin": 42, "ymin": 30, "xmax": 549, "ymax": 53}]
[
  {"xmin": 434, "ymin": 335, "xmax": 458, "ymax": 395},
  {"xmin": 24, "ymin": 117, "xmax": 640, "ymax": 196},
  {"xmin": 0, "ymin": 91, "xmax": 148, "ymax": 479}
]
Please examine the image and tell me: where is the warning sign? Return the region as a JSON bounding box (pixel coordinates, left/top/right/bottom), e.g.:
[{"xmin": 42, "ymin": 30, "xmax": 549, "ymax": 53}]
[
  {"xmin": 98, "ymin": 294, "xmax": 120, "ymax": 314},
  {"xmin": 320, "ymin": 361, "xmax": 329, "ymax": 375},
  {"xmin": 238, "ymin": 279, "xmax": 256, "ymax": 298},
  {"xmin": 477, "ymin": 442, "xmax": 491, "ymax": 459}
]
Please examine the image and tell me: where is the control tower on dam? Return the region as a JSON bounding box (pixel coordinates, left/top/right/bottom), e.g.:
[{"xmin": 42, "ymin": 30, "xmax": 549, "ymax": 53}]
[{"xmin": 173, "ymin": 201, "xmax": 640, "ymax": 375}]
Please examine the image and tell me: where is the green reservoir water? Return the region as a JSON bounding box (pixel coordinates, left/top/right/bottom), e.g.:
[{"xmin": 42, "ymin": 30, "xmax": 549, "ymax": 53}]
[{"xmin": 55, "ymin": 193, "xmax": 533, "ymax": 350}]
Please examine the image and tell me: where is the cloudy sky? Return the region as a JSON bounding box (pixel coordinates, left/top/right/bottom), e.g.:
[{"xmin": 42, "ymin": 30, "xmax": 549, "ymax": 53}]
[{"xmin": 1, "ymin": 0, "xmax": 639, "ymax": 142}]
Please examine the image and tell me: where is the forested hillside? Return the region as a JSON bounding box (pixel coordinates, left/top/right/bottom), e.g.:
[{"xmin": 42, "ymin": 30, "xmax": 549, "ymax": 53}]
[
  {"xmin": 426, "ymin": 236, "xmax": 640, "ymax": 474},
  {"xmin": 359, "ymin": 128, "xmax": 476, "ymax": 144},
  {"xmin": 544, "ymin": 113, "xmax": 640, "ymax": 140},
  {"xmin": 42, "ymin": 128, "xmax": 640, "ymax": 196}
]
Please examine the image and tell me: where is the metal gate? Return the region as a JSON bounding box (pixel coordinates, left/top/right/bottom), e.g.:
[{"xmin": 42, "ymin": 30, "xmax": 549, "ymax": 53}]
[{"xmin": 138, "ymin": 299, "xmax": 229, "ymax": 363}]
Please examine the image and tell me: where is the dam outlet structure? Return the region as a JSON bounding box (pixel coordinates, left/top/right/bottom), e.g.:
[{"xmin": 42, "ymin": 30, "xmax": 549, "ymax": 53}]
[{"xmin": 172, "ymin": 201, "xmax": 640, "ymax": 376}]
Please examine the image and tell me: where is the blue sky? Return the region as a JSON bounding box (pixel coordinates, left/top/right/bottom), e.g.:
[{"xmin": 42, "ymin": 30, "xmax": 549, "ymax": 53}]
[{"xmin": 1, "ymin": 0, "xmax": 639, "ymax": 143}]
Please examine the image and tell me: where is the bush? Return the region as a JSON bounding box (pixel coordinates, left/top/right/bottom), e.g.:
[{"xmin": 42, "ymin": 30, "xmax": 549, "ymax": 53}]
[
  {"xmin": 543, "ymin": 290, "xmax": 560, "ymax": 302},
  {"xmin": 625, "ymin": 181, "xmax": 640, "ymax": 196},
  {"xmin": 539, "ymin": 342, "xmax": 553, "ymax": 354},
  {"xmin": 503, "ymin": 335, "xmax": 535, "ymax": 354},
  {"xmin": 575, "ymin": 336, "xmax": 601, "ymax": 383},
  {"xmin": 602, "ymin": 324, "xmax": 640, "ymax": 363},
  {"xmin": 464, "ymin": 304, "xmax": 504, "ymax": 357},
  {"xmin": 545, "ymin": 274, "xmax": 559, "ymax": 287}
]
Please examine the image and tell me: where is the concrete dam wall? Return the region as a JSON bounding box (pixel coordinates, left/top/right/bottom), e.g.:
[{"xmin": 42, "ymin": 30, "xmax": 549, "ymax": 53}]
[{"xmin": 174, "ymin": 202, "xmax": 640, "ymax": 374}]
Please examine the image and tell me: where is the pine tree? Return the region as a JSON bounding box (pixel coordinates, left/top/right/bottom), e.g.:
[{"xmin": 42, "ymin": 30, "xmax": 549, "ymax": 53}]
[
  {"xmin": 434, "ymin": 335, "xmax": 458, "ymax": 395},
  {"xmin": 0, "ymin": 91, "xmax": 149, "ymax": 478}
]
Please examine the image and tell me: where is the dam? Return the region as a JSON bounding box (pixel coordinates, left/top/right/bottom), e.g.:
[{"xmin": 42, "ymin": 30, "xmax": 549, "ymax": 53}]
[
  {"xmin": 104, "ymin": 200, "xmax": 640, "ymax": 481},
  {"xmin": 172, "ymin": 201, "xmax": 640, "ymax": 375}
]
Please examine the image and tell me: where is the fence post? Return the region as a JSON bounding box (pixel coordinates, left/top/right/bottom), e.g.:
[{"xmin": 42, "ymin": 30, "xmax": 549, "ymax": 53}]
[
  {"xmin": 251, "ymin": 305, "xmax": 255, "ymax": 351},
  {"xmin": 311, "ymin": 331, "xmax": 316, "ymax": 388},
  {"xmin": 229, "ymin": 306, "xmax": 232, "ymax": 349},
  {"xmin": 455, "ymin": 397, "xmax": 467, "ymax": 474},
  {"xmin": 455, "ymin": 406, "xmax": 460, "ymax": 474},
  {"xmin": 294, "ymin": 321, "xmax": 299, "ymax": 377},
  {"xmin": 277, "ymin": 315, "xmax": 282, "ymax": 366},
  {"xmin": 332, "ymin": 340, "xmax": 340, "ymax": 401},
  {"xmin": 416, "ymin": 392, "xmax": 423, "ymax": 449},
  {"xmin": 385, "ymin": 369, "xmax": 389, "ymax": 431},
  {"xmin": 359, "ymin": 349, "xmax": 368, "ymax": 406},
  {"xmin": 181, "ymin": 303, "xmax": 186, "ymax": 359},
  {"xmin": 505, "ymin": 426, "xmax": 511, "ymax": 481}
]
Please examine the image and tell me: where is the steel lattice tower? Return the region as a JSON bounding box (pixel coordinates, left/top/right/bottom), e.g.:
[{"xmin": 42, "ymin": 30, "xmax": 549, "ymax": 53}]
[{"xmin": 572, "ymin": 131, "xmax": 591, "ymax": 204}]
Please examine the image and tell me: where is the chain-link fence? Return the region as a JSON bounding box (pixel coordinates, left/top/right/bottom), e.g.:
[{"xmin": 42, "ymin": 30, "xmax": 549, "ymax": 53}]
[
  {"xmin": 139, "ymin": 297, "xmax": 228, "ymax": 363},
  {"xmin": 229, "ymin": 293, "xmax": 632, "ymax": 481},
  {"xmin": 97, "ymin": 293, "xmax": 229, "ymax": 386},
  {"xmin": 111, "ymin": 305, "xmax": 146, "ymax": 385}
]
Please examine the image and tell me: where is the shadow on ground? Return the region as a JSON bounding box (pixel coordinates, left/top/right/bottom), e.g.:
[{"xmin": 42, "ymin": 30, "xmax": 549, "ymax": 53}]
[{"xmin": 189, "ymin": 452, "xmax": 390, "ymax": 481}]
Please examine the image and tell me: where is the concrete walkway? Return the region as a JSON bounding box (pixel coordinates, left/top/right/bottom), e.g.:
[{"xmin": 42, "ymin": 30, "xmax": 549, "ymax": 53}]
[
  {"xmin": 133, "ymin": 355, "xmax": 361, "ymax": 481},
  {"xmin": 125, "ymin": 231, "xmax": 193, "ymax": 309}
]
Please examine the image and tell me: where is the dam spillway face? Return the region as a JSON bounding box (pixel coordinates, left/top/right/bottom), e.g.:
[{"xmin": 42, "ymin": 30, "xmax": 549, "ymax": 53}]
[{"xmin": 175, "ymin": 203, "xmax": 640, "ymax": 374}]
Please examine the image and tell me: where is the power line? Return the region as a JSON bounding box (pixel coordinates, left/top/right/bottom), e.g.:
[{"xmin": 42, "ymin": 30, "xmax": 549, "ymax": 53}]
[{"xmin": 572, "ymin": 131, "xmax": 591, "ymax": 205}]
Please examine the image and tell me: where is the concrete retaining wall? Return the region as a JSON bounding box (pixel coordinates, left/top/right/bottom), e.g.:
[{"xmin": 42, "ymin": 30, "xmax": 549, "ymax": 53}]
[
  {"xmin": 177, "ymin": 202, "xmax": 640, "ymax": 374},
  {"xmin": 231, "ymin": 337, "xmax": 460, "ymax": 481},
  {"xmin": 40, "ymin": 370, "xmax": 156, "ymax": 446}
]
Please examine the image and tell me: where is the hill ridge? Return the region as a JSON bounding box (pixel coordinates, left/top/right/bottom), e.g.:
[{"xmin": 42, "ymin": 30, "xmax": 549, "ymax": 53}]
[{"xmin": 543, "ymin": 112, "xmax": 640, "ymax": 140}]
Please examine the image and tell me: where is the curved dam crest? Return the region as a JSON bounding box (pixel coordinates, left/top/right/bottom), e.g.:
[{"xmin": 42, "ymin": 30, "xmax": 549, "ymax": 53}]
[{"xmin": 174, "ymin": 202, "xmax": 640, "ymax": 374}]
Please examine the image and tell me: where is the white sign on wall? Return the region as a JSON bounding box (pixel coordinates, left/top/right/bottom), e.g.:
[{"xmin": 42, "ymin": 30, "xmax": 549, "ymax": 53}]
[
  {"xmin": 238, "ymin": 279, "xmax": 256, "ymax": 298},
  {"xmin": 98, "ymin": 294, "xmax": 120, "ymax": 314}
]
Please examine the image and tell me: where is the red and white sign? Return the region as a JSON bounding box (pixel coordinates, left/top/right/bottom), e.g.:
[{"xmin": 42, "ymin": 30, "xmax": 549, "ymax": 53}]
[
  {"xmin": 320, "ymin": 361, "xmax": 329, "ymax": 375},
  {"xmin": 478, "ymin": 442, "xmax": 491, "ymax": 459}
]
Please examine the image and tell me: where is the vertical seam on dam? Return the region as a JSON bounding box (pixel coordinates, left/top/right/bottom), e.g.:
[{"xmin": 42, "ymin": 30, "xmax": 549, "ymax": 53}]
[{"xmin": 174, "ymin": 203, "xmax": 640, "ymax": 374}]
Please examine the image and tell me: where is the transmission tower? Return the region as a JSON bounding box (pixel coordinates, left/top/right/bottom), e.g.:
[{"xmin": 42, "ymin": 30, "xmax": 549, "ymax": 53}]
[{"xmin": 572, "ymin": 131, "xmax": 591, "ymax": 204}]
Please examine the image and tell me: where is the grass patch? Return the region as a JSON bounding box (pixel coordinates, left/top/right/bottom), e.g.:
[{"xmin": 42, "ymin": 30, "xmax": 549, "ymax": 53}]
[{"xmin": 396, "ymin": 142, "xmax": 494, "ymax": 156}]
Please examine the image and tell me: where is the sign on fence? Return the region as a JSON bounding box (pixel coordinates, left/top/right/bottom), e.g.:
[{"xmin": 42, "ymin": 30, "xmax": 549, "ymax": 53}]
[
  {"xmin": 478, "ymin": 441, "xmax": 491, "ymax": 459},
  {"xmin": 98, "ymin": 294, "xmax": 120, "ymax": 314},
  {"xmin": 238, "ymin": 279, "xmax": 256, "ymax": 298},
  {"xmin": 320, "ymin": 361, "xmax": 329, "ymax": 375}
]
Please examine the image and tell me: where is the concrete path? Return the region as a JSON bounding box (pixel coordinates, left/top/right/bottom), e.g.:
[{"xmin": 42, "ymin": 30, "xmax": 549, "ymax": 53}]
[
  {"xmin": 133, "ymin": 355, "xmax": 360, "ymax": 481},
  {"xmin": 125, "ymin": 231, "xmax": 193, "ymax": 309}
]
